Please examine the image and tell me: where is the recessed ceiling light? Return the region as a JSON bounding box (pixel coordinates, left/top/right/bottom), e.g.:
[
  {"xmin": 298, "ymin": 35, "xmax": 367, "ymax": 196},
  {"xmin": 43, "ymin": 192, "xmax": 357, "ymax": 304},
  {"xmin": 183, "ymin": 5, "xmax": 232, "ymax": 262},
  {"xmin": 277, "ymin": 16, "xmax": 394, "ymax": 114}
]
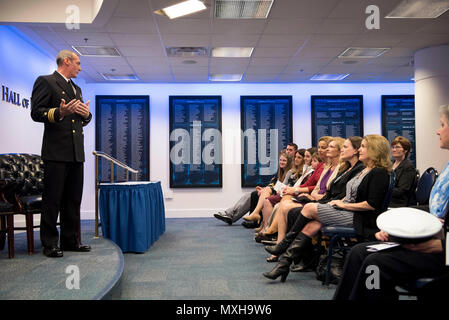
[
  {"xmin": 338, "ymin": 47, "xmax": 390, "ymax": 59},
  {"xmin": 72, "ymin": 46, "xmax": 120, "ymax": 57},
  {"xmin": 154, "ymin": 0, "xmax": 207, "ymax": 19},
  {"xmin": 310, "ymin": 74, "xmax": 350, "ymax": 81},
  {"xmin": 102, "ymin": 74, "xmax": 139, "ymax": 81},
  {"xmin": 209, "ymin": 74, "xmax": 243, "ymax": 81},
  {"xmin": 215, "ymin": 0, "xmax": 274, "ymax": 19},
  {"xmin": 386, "ymin": 0, "xmax": 449, "ymax": 18},
  {"xmin": 212, "ymin": 47, "xmax": 254, "ymax": 58}
]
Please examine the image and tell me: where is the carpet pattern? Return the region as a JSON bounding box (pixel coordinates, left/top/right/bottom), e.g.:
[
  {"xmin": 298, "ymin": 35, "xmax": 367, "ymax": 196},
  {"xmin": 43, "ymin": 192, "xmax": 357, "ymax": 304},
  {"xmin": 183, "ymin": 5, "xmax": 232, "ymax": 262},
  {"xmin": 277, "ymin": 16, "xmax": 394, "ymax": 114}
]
[{"xmin": 110, "ymin": 218, "xmax": 336, "ymax": 300}]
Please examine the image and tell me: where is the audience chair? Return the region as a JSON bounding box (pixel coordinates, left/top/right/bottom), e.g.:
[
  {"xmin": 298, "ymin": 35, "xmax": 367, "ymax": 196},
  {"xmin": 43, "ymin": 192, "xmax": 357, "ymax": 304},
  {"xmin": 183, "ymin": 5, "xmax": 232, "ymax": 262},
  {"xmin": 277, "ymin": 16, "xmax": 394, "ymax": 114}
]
[
  {"xmin": 415, "ymin": 167, "xmax": 438, "ymax": 206},
  {"xmin": 407, "ymin": 169, "xmax": 420, "ymax": 206},
  {"xmin": 320, "ymin": 172, "xmax": 396, "ymax": 286}
]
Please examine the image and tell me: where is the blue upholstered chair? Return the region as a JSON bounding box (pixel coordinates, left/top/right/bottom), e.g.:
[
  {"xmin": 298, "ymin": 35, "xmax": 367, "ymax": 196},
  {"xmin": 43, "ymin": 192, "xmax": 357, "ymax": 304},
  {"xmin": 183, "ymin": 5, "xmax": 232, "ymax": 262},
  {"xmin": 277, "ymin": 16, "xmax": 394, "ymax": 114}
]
[{"xmin": 415, "ymin": 167, "xmax": 438, "ymax": 206}]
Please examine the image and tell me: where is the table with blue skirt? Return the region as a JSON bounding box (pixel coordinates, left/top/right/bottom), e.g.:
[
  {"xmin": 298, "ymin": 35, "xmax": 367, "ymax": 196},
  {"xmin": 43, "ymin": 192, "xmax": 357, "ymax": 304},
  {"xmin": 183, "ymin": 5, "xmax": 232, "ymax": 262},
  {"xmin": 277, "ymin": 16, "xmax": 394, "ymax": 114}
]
[{"xmin": 99, "ymin": 181, "xmax": 165, "ymax": 253}]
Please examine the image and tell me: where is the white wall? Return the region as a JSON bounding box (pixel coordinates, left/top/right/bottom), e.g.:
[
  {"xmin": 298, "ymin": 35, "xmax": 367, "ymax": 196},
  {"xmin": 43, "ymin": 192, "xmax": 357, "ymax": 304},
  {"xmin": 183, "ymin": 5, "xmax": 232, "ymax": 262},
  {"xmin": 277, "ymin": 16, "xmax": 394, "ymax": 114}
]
[
  {"xmin": 83, "ymin": 82, "xmax": 414, "ymax": 218},
  {"xmin": 0, "ymin": 26, "xmax": 54, "ymax": 155},
  {"xmin": 1, "ymin": 26, "xmax": 417, "ymax": 220}
]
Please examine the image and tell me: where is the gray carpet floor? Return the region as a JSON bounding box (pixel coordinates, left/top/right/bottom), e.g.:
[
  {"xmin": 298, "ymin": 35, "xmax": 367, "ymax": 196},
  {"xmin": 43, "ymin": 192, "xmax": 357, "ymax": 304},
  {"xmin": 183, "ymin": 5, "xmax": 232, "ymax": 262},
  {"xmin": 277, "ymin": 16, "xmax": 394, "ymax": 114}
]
[{"xmin": 110, "ymin": 217, "xmax": 336, "ymax": 300}]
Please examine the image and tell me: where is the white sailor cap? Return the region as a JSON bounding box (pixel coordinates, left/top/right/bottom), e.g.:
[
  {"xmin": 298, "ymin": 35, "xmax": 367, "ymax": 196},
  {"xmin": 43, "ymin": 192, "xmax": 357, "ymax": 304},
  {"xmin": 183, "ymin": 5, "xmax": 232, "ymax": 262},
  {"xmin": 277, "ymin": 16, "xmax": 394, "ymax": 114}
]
[{"xmin": 376, "ymin": 207, "xmax": 443, "ymax": 243}]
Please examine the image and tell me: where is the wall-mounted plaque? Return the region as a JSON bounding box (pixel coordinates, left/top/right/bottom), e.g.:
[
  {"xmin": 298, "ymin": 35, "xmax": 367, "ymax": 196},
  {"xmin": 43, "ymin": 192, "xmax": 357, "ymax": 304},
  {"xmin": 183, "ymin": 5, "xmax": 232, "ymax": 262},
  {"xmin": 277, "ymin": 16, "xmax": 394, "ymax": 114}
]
[
  {"xmin": 169, "ymin": 96, "xmax": 222, "ymax": 188},
  {"xmin": 95, "ymin": 95, "xmax": 150, "ymax": 182},
  {"xmin": 241, "ymin": 96, "xmax": 293, "ymax": 188},
  {"xmin": 382, "ymin": 95, "xmax": 416, "ymax": 166},
  {"xmin": 311, "ymin": 95, "xmax": 364, "ymax": 146}
]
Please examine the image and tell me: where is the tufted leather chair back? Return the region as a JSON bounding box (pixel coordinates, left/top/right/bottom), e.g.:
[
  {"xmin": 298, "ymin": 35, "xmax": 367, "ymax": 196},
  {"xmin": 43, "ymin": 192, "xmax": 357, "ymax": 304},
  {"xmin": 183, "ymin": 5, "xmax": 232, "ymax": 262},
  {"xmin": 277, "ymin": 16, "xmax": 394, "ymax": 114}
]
[{"xmin": 0, "ymin": 154, "xmax": 44, "ymax": 204}]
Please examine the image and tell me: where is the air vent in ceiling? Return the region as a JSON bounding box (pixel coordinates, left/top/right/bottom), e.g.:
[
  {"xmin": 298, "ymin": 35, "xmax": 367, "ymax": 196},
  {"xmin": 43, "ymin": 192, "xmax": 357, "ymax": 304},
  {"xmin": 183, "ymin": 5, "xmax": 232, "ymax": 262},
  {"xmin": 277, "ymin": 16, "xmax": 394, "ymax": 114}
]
[
  {"xmin": 166, "ymin": 47, "xmax": 210, "ymax": 58},
  {"xmin": 101, "ymin": 73, "xmax": 139, "ymax": 81},
  {"xmin": 215, "ymin": 0, "xmax": 274, "ymax": 19},
  {"xmin": 338, "ymin": 47, "xmax": 390, "ymax": 59},
  {"xmin": 72, "ymin": 46, "xmax": 121, "ymax": 57}
]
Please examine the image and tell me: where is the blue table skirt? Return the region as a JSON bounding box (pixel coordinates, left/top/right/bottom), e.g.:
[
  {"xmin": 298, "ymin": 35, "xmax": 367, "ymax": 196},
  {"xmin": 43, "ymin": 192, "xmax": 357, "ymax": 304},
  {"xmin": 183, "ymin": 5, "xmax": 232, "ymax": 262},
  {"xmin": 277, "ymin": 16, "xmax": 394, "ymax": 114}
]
[{"xmin": 99, "ymin": 181, "xmax": 165, "ymax": 253}]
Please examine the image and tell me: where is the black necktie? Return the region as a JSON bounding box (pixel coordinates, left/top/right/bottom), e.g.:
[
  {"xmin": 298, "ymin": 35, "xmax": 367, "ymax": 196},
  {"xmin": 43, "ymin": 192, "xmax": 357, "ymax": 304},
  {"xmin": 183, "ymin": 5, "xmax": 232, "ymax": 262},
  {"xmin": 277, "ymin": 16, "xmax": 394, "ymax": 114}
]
[{"xmin": 68, "ymin": 80, "xmax": 76, "ymax": 96}]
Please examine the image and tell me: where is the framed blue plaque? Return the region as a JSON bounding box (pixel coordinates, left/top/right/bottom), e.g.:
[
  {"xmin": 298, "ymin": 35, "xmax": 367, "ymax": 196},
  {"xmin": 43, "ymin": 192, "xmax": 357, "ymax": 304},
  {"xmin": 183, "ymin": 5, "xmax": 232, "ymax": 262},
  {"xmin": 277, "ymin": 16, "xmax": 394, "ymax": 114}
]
[
  {"xmin": 241, "ymin": 96, "xmax": 293, "ymax": 188},
  {"xmin": 95, "ymin": 95, "xmax": 150, "ymax": 182},
  {"xmin": 169, "ymin": 96, "xmax": 222, "ymax": 188},
  {"xmin": 382, "ymin": 95, "xmax": 416, "ymax": 166},
  {"xmin": 311, "ymin": 95, "xmax": 364, "ymax": 146}
]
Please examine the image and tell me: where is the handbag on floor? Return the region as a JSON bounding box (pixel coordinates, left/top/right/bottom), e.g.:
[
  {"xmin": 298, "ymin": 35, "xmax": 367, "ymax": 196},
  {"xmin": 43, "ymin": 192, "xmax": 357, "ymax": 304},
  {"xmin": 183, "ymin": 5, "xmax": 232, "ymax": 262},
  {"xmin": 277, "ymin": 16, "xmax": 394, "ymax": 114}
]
[{"xmin": 315, "ymin": 249, "xmax": 345, "ymax": 285}]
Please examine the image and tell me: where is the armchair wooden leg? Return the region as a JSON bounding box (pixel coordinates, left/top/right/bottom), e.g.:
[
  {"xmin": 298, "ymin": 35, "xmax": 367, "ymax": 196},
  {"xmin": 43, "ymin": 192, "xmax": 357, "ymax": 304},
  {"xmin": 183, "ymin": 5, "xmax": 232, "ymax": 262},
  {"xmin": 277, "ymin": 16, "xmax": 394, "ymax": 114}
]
[
  {"xmin": 7, "ymin": 214, "xmax": 14, "ymax": 259},
  {"xmin": 25, "ymin": 213, "xmax": 34, "ymax": 255}
]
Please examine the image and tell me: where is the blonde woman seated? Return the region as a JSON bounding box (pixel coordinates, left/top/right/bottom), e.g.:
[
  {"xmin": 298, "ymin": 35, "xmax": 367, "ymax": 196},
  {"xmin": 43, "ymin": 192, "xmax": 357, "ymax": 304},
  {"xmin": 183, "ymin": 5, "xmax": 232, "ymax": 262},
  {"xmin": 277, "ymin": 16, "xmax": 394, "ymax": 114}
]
[
  {"xmin": 259, "ymin": 137, "xmax": 344, "ymax": 244},
  {"xmin": 264, "ymin": 135, "xmax": 392, "ymax": 282},
  {"xmin": 241, "ymin": 150, "xmax": 293, "ymax": 228}
]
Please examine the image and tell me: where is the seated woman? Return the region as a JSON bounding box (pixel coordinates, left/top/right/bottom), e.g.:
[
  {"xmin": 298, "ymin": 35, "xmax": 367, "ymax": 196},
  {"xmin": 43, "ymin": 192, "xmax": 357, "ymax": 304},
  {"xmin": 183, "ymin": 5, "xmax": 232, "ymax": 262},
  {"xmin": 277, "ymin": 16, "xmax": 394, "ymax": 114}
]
[
  {"xmin": 263, "ymin": 134, "xmax": 392, "ymax": 282},
  {"xmin": 389, "ymin": 136, "xmax": 417, "ymax": 207},
  {"xmin": 265, "ymin": 136, "xmax": 365, "ymax": 259},
  {"xmin": 241, "ymin": 150, "xmax": 293, "ymax": 228},
  {"xmin": 254, "ymin": 148, "xmax": 314, "ymax": 234},
  {"xmin": 259, "ymin": 137, "xmax": 344, "ymax": 247},
  {"xmin": 334, "ymin": 105, "xmax": 449, "ymax": 300},
  {"xmin": 214, "ymin": 150, "xmax": 291, "ymax": 226}
]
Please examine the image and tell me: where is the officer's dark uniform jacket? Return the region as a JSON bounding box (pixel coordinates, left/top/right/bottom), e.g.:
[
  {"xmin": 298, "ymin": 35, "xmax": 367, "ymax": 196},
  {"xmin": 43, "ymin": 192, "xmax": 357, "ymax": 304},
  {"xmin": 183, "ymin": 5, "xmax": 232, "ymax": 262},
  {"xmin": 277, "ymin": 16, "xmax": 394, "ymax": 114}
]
[{"xmin": 31, "ymin": 71, "xmax": 91, "ymax": 162}]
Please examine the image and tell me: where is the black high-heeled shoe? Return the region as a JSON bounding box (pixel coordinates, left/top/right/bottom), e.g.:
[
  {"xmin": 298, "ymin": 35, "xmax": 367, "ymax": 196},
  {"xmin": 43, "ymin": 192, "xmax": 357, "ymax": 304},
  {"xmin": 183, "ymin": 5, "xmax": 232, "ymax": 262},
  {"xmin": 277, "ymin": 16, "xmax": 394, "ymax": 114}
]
[
  {"xmin": 263, "ymin": 258, "xmax": 290, "ymax": 282},
  {"xmin": 263, "ymin": 233, "xmax": 312, "ymax": 283},
  {"xmin": 264, "ymin": 230, "xmax": 296, "ymax": 255},
  {"xmin": 242, "ymin": 219, "xmax": 261, "ymax": 229},
  {"xmin": 255, "ymin": 232, "xmax": 277, "ymax": 243}
]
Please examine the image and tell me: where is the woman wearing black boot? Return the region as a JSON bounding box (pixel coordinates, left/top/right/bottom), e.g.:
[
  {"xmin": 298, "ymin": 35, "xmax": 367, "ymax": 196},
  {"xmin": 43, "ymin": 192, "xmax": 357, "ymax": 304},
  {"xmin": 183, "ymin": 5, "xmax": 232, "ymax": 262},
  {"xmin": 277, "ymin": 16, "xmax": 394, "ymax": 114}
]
[
  {"xmin": 263, "ymin": 135, "xmax": 392, "ymax": 282},
  {"xmin": 265, "ymin": 136, "xmax": 364, "ymax": 259}
]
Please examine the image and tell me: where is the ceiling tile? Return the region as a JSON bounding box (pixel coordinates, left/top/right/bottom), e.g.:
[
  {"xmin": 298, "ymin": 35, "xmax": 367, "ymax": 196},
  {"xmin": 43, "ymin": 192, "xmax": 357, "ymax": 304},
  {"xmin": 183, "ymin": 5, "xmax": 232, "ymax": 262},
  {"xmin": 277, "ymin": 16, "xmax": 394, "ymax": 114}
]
[
  {"xmin": 119, "ymin": 46, "xmax": 166, "ymax": 57},
  {"xmin": 211, "ymin": 34, "xmax": 259, "ymax": 47},
  {"xmin": 56, "ymin": 31, "xmax": 114, "ymax": 46},
  {"xmin": 257, "ymin": 34, "xmax": 307, "ymax": 47},
  {"xmin": 106, "ymin": 17, "xmax": 158, "ymax": 33},
  {"xmin": 162, "ymin": 34, "xmax": 210, "ymax": 47},
  {"xmin": 157, "ymin": 17, "xmax": 211, "ymax": 34},
  {"xmin": 114, "ymin": 0, "xmax": 152, "ymax": 18},
  {"xmin": 252, "ymin": 47, "xmax": 299, "ymax": 58},
  {"xmin": 109, "ymin": 33, "xmax": 162, "ymax": 46},
  {"xmin": 264, "ymin": 18, "xmax": 323, "ymax": 34},
  {"xmin": 269, "ymin": 0, "xmax": 339, "ymax": 19},
  {"xmin": 212, "ymin": 20, "xmax": 266, "ymax": 34}
]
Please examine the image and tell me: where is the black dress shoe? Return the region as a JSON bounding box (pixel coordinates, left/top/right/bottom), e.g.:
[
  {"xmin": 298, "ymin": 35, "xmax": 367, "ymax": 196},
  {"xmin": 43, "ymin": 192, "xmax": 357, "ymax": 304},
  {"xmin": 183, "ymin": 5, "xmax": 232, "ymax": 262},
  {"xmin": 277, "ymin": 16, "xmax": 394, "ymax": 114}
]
[
  {"xmin": 61, "ymin": 244, "xmax": 91, "ymax": 252},
  {"xmin": 213, "ymin": 213, "xmax": 233, "ymax": 225},
  {"xmin": 43, "ymin": 246, "xmax": 63, "ymax": 258}
]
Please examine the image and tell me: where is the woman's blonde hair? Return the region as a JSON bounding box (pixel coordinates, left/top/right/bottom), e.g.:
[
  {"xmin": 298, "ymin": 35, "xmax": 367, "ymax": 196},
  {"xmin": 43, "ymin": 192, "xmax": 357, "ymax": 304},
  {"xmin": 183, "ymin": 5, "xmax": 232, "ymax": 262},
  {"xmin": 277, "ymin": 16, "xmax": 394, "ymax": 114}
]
[
  {"xmin": 326, "ymin": 137, "xmax": 345, "ymax": 168},
  {"xmin": 363, "ymin": 134, "xmax": 392, "ymax": 172}
]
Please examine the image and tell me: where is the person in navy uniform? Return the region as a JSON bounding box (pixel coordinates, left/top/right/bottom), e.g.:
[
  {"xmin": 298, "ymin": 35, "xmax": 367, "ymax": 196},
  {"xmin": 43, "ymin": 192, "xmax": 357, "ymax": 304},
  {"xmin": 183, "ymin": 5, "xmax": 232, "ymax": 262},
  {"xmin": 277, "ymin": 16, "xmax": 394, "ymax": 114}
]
[{"xmin": 31, "ymin": 50, "xmax": 91, "ymax": 257}]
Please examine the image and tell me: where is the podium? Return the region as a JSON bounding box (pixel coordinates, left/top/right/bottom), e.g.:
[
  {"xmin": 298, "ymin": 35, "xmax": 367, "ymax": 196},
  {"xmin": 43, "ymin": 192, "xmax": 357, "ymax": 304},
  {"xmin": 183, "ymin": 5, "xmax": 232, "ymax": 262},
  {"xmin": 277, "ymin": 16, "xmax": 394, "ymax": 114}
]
[{"xmin": 98, "ymin": 181, "xmax": 165, "ymax": 253}]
